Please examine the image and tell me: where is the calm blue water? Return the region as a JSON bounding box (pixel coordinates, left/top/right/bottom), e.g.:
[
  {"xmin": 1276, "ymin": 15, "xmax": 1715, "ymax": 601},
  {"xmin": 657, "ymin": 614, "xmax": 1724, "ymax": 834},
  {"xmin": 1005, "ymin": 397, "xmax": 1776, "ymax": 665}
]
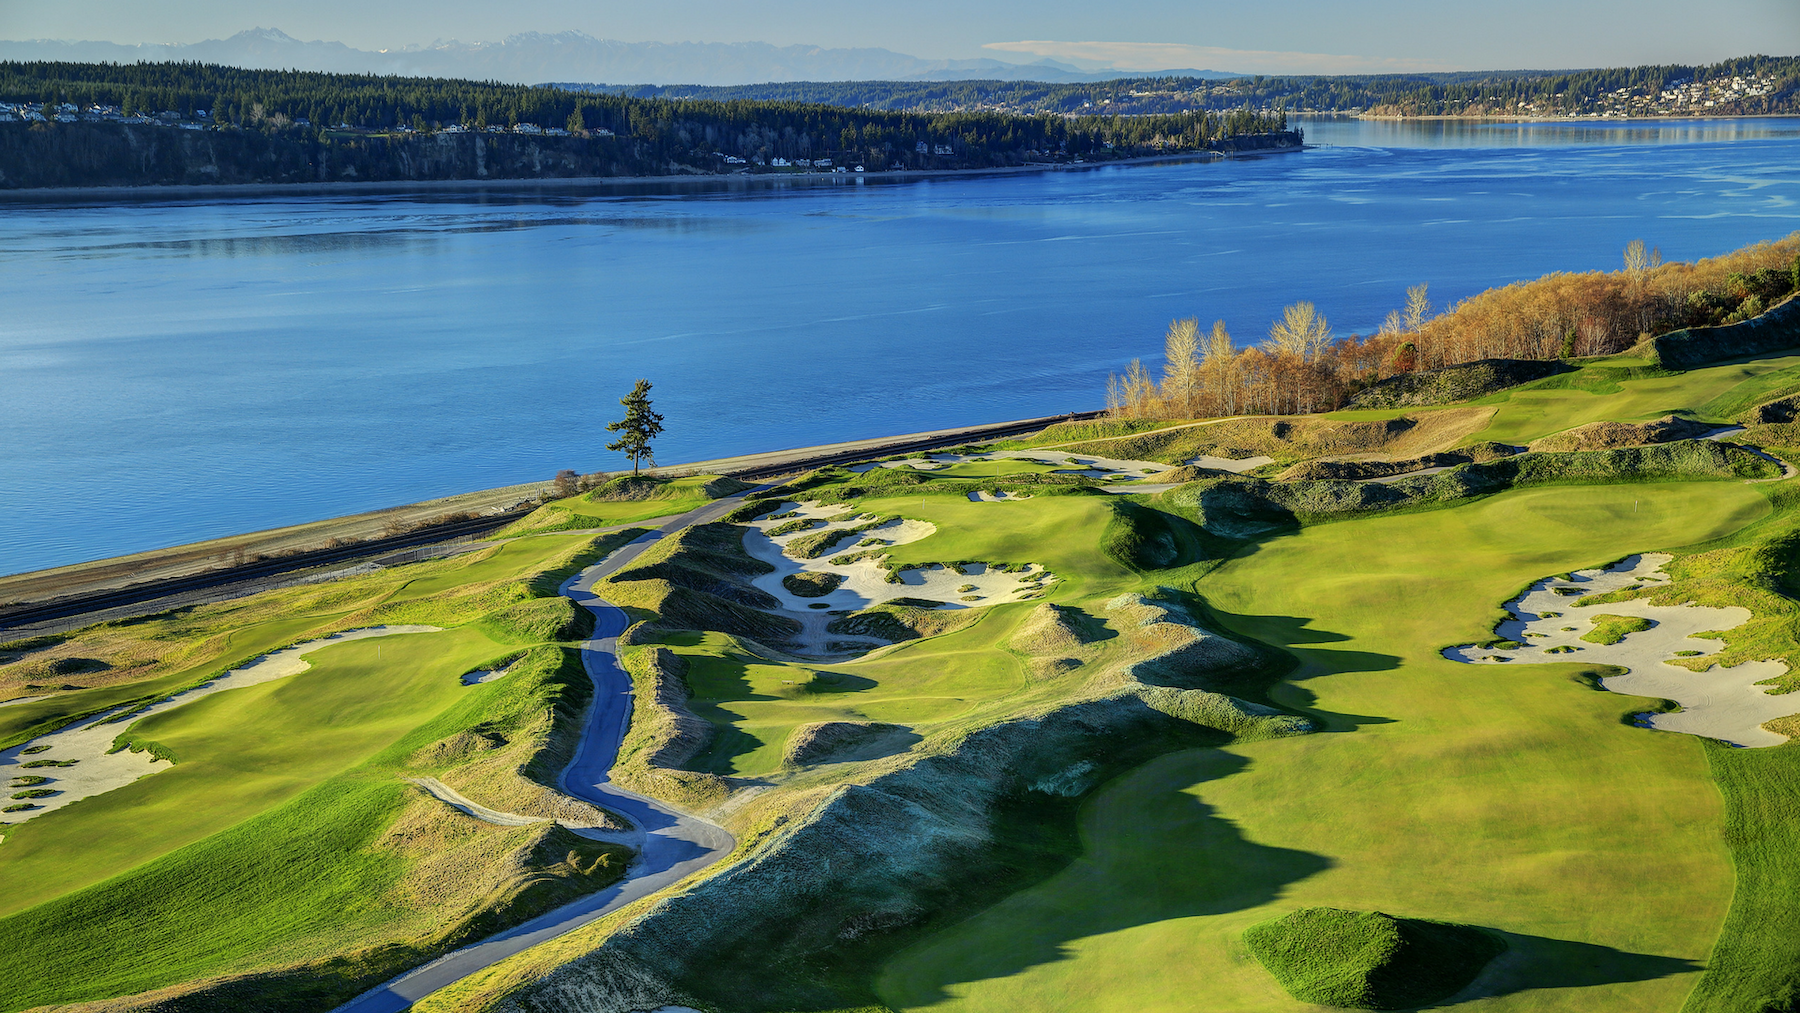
[{"xmin": 4, "ymin": 117, "xmax": 1799, "ymax": 575}]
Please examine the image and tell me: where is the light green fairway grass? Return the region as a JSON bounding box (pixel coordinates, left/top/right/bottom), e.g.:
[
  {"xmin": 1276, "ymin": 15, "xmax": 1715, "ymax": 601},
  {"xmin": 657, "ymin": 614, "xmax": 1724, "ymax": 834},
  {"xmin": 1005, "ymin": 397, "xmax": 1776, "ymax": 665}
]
[
  {"xmin": 879, "ymin": 480, "xmax": 1770, "ymax": 1012},
  {"xmin": 0, "ymin": 626, "xmax": 506, "ymax": 916},
  {"xmin": 0, "ymin": 611, "xmax": 349, "ymax": 750},
  {"xmin": 1470, "ymin": 353, "xmax": 1800, "ymax": 446}
]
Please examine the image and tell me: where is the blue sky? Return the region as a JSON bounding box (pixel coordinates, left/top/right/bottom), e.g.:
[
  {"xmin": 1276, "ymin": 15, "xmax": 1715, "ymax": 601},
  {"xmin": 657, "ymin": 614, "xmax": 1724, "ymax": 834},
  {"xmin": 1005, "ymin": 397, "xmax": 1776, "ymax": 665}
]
[{"xmin": 3, "ymin": 0, "xmax": 1795, "ymax": 73}]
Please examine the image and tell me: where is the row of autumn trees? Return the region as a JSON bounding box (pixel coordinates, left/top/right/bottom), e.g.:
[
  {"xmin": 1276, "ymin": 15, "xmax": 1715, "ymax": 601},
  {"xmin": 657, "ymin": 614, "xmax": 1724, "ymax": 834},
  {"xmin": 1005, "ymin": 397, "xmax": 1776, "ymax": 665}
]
[{"xmin": 1109, "ymin": 233, "xmax": 1800, "ymax": 419}]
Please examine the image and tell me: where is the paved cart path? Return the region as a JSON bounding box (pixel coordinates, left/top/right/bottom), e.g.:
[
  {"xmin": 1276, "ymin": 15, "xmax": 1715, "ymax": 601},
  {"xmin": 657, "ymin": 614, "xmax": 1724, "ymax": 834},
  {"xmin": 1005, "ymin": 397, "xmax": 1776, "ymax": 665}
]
[{"xmin": 333, "ymin": 495, "xmax": 748, "ymax": 1013}]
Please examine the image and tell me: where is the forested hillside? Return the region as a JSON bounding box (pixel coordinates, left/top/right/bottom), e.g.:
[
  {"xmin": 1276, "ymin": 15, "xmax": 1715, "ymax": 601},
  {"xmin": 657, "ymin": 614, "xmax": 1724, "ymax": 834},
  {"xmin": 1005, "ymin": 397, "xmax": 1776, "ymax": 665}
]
[
  {"xmin": 569, "ymin": 55, "xmax": 1800, "ymax": 118},
  {"xmin": 0, "ymin": 61, "xmax": 1293, "ymax": 188}
]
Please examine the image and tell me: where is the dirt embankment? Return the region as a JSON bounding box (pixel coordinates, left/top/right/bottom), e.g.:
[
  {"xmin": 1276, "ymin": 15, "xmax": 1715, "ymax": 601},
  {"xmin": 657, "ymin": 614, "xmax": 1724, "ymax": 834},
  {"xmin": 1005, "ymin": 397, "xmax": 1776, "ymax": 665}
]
[
  {"xmin": 1277, "ymin": 441, "xmax": 1521, "ymax": 481},
  {"xmin": 1059, "ymin": 406, "xmax": 1496, "ymax": 466},
  {"xmin": 611, "ymin": 646, "xmax": 730, "ymax": 811},
  {"xmin": 1346, "ymin": 358, "xmax": 1574, "ymax": 409}
]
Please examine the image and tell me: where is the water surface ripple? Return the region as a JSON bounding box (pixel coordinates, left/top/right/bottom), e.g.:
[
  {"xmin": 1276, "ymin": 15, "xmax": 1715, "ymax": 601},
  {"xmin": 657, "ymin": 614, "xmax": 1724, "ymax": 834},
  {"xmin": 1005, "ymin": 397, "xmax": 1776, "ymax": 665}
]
[{"xmin": 4, "ymin": 118, "xmax": 1798, "ymax": 574}]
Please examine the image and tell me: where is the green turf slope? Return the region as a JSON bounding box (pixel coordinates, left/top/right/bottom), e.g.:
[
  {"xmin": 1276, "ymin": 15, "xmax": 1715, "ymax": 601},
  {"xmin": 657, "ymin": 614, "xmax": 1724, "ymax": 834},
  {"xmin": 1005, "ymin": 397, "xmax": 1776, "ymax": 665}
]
[{"xmin": 0, "ymin": 532, "xmax": 639, "ymax": 1011}]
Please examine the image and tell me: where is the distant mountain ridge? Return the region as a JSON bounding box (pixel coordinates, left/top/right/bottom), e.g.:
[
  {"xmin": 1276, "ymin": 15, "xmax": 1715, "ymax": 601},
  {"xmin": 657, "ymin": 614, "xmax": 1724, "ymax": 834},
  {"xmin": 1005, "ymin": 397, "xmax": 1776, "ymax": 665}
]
[{"xmin": 0, "ymin": 28, "xmax": 1240, "ymax": 86}]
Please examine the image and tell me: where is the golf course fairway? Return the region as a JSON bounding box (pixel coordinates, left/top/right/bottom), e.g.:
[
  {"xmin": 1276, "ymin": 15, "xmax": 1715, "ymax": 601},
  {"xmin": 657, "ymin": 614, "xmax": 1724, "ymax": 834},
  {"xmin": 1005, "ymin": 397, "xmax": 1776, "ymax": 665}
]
[{"xmin": 877, "ymin": 481, "xmax": 1766, "ymax": 1012}]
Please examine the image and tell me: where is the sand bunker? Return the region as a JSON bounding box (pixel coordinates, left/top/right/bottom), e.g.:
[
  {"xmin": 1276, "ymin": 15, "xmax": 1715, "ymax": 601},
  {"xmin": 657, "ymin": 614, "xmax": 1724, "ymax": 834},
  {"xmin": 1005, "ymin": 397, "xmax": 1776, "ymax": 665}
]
[
  {"xmin": 0, "ymin": 625, "xmax": 442, "ymax": 826},
  {"xmin": 743, "ymin": 502, "xmax": 1054, "ymax": 654},
  {"xmin": 1444, "ymin": 555, "xmax": 1798, "ymax": 747}
]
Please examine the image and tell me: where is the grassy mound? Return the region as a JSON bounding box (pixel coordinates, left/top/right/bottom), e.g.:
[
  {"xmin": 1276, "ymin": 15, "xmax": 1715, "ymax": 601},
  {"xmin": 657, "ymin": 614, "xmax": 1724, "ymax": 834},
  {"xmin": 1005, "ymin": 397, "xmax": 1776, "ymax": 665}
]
[
  {"xmin": 826, "ymin": 603, "xmax": 985, "ymax": 643},
  {"xmin": 1007, "ymin": 603, "xmax": 1102, "ymax": 656},
  {"xmin": 1527, "ymin": 414, "xmax": 1716, "ymax": 453},
  {"xmin": 1243, "ymin": 907, "xmax": 1505, "ymax": 1009},
  {"xmin": 608, "ymin": 522, "xmax": 782, "ymax": 611},
  {"xmin": 1055, "ymin": 407, "xmax": 1494, "ymax": 467},
  {"xmin": 1743, "ymin": 394, "xmax": 1800, "ymax": 425},
  {"xmin": 475, "ymin": 597, "xmax": 593, "ymax": 643},
  {"xmin": 1100, "ymin": 499, "xmax": 1204, "ymax": 570},
  {"xmin": 1581, "ymin": 614, "xmax": 1655, "ymax": 645},
  {"xmin": 1346, "ymin": 357, "xmax": 1574, "ymax": 409},
  {"xmin": 782, "ymin": 572, "xmax": 845, "ymax": 598},
  {"xmin": 781, "ymin": 721, "xmax": 907, "ymax": 766}
]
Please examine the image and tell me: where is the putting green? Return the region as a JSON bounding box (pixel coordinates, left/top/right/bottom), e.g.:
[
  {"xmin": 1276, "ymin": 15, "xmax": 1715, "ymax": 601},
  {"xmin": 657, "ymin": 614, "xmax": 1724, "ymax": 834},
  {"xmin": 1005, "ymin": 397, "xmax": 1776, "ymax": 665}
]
[{"xmin": 878, "ymin": 480, "xmax": 1767, "ymax": 1011}]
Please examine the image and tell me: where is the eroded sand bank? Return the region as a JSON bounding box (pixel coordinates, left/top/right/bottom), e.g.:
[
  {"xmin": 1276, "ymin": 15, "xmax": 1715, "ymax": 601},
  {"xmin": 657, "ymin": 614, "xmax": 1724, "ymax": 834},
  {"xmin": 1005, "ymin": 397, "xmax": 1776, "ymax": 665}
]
[
  {"xmin": 1445, "ymin": 555, "xmax": 1798, "ymax": 747},
  {"xmin": 742, "ymin": 501, "xmax": 1053, "ymax": 654}
]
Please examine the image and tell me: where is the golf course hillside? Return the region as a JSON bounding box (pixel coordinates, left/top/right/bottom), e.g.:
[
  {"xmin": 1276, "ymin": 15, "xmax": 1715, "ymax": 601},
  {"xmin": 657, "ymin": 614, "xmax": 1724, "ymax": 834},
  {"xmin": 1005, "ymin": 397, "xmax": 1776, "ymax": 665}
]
[{"xmin": 11, "ymin": 277, "xmax": 1800, "ymax": 1012}]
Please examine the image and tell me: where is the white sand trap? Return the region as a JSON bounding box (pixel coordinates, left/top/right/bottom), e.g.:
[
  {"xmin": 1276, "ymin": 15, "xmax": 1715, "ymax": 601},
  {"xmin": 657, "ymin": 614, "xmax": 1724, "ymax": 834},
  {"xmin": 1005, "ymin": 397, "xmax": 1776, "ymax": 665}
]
[
  {"xmin": 1444, "ymin": 554, "xmax": 1799, "ymax": 747},
  {"xmin": 1187, "ymin": 454, "xmax": 1275, "ymax": 473},
  {"xmin": 968, "ymin": 490, "xmax": 1033, "ymax": 502},
  {"xmin": 742, "ymin": 502, "xmax": 1055, "ymax": 653},
  {"xmin": 0, "ymin": 625, "xmax": 442, "ymax": 826},
  {"xmin": 404, "ymin": 776, "xmax": 637, "ymax": 844},
  {"xmin": 461, "ymin": 658, "xmax": 520, "ymax": 685}
]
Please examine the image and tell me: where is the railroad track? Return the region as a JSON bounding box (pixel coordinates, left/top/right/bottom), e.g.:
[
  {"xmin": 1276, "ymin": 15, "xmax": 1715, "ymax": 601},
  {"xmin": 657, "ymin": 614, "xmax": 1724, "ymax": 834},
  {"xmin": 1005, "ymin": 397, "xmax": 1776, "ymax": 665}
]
[
  {"xmin": 0, "ymin": 511, "xmax": 524, "ymax": 631},
  {"xmin": 722, "ymin": 410, "xmax": 1106, "ymax": 479}
]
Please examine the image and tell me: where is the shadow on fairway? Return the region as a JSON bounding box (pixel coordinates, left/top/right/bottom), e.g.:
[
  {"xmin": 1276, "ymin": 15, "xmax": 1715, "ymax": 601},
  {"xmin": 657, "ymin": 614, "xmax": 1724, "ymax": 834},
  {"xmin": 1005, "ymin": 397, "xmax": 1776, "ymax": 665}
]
[
  {"xmin": 886, "ymin": 749, "xmax": 1333, "ymax": 1005},
  {"xmin": 1196, "ymin": 602, "xmax": 1402, "ymax": 734},
  {"xmin": 1427, "ymin": 930, "xmax": 1703, "ymax": 1008}
]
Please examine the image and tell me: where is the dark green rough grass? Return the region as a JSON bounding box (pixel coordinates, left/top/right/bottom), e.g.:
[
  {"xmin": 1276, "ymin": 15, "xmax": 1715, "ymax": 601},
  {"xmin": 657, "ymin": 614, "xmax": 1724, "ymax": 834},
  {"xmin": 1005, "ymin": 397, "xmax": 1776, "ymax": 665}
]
[
  {"xmin": 474, "ymin": 596, "xmax": 594, "ymax": 644},
  {"xmin": 1243, "ymin": 907, "xmax": 1505, "ymax": 1010},
  {"xmin": 1688, "ymin": 742, "xmax": 1800, "ymax": 1013}
]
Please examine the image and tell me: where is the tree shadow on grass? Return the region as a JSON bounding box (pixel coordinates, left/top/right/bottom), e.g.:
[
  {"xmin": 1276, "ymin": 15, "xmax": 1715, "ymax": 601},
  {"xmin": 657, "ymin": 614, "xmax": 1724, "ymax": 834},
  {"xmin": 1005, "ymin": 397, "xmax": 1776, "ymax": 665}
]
[
  {"xmin": 885, "ymin": 749, "xmax": 1333, "ymax": 1007},
  {"xmin": 1195, "ymin": 599, "xmax": 1401, "ymax": 733},
  {"xmin": 1425, "ymin": 930, "xmax": 1702, "ymax": 1008}
]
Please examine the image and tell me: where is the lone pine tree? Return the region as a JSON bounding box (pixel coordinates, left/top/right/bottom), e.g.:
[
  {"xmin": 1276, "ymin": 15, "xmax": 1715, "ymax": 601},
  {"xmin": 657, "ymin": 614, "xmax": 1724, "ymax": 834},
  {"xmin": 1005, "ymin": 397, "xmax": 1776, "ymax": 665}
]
[{"xmin": 606, "ymin": 379, "xmax": 665, "ymax": 476}]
